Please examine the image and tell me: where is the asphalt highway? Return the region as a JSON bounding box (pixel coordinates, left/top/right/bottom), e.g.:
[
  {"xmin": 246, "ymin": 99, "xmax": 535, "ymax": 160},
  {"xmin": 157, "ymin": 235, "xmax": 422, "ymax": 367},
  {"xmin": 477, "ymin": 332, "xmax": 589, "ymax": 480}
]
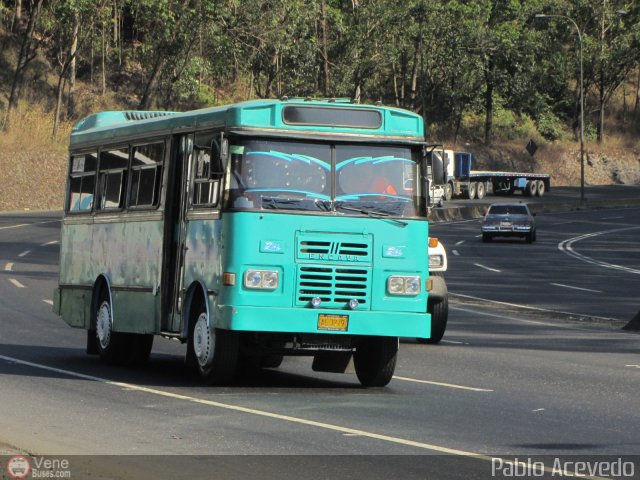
[{"xmin": 0, "ymin": 203, "xmax": 639, "ymax": 479}]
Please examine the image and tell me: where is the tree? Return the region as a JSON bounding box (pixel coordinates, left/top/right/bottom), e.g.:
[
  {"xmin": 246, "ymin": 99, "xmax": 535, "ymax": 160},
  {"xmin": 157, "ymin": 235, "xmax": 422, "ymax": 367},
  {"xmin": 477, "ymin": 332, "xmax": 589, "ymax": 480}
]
[{"xmin": 2, "ymin": 0, "xmax": 44, "ymax": 131}]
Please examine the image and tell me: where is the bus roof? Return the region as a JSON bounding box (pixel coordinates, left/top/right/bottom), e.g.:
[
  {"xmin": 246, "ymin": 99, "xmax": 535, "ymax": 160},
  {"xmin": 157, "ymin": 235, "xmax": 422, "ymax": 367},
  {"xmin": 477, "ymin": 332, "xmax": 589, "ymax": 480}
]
[{"xmin": 70, "ymin": 99, "xmax": 425, "ymax": 148}]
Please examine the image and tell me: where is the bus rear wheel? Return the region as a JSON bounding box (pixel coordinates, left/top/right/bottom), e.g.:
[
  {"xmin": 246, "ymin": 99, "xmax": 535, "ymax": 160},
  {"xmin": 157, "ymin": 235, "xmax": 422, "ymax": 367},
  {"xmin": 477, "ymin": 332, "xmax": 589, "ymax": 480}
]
[
  {"xmin": 190, "ymin": 311, "xmax": 239, "ymax": 384},
  {"xmin": 95, "ymin": 297, "xmax": 129, "ymax": 365},
  {"xmin": 354, "ymin": 336, "xmax": 398, "ymax": 387}
]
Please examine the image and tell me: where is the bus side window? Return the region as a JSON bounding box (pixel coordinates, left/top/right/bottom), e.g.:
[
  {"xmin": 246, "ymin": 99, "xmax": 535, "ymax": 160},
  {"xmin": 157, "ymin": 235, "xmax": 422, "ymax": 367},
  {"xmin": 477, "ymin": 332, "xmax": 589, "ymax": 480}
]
[
  {"xmin": 129, "ymin": 143, "xmax": 164, "ymax": 209},
  {"xmin": 192, "ymin": 132, "xmax": 221, "ymax": 207},
  {"xmin": 97, "ymin": 147, "xmax": 129, "ymax": 210},
  {"xmin": 68, "ymin": 152, "xmax": 97, "ymax": 212}
]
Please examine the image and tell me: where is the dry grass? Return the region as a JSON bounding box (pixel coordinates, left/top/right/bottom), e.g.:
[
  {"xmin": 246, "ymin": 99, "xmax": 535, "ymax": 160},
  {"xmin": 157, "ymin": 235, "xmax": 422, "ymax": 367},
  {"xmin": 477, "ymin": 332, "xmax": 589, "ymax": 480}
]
[{"xmin": 0, "ymin": 102, "xmax": 70, "ymax": 211}]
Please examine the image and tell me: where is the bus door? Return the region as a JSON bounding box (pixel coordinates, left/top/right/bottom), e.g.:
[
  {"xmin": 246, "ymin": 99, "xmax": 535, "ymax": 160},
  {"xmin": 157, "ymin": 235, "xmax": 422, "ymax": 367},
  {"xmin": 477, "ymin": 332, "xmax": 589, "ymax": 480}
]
[{"xmin": 162, "ymin": 134, "xmax": 193, "ymax": 333}]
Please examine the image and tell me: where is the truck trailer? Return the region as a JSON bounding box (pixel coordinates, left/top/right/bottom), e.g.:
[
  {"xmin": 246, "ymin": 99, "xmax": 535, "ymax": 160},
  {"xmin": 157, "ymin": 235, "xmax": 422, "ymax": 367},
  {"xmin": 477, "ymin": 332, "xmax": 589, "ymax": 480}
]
[{"xmin": 426, "ymin": 146, "xmax": 551, "ymax": 201}]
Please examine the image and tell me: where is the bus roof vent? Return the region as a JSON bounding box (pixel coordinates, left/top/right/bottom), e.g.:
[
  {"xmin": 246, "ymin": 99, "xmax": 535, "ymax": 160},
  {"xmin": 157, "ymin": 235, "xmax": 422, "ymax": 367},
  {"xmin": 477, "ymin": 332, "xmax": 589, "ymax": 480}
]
[
  {"xmin": 73, "ymin": 110, "xmax": 178, "ymax": 133},
  {"xmin": 123, "ymin": 111, "xmax": 176, "ymax": 121}
]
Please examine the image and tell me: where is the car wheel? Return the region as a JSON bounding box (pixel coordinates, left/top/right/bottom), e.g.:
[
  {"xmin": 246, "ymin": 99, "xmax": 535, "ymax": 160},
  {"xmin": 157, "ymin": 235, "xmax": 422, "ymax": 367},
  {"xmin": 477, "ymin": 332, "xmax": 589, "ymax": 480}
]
[{"xmin": 482, "ymin": 233, "xmax": 492, "ymax": 242}]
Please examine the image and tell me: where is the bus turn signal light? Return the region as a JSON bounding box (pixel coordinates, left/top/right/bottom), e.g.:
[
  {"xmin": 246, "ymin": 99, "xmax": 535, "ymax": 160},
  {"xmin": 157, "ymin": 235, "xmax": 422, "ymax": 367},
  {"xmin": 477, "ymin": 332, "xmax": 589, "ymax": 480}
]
[{"xmin": 223, "ymin": 272, "xmax": 236, "ymax": 286}]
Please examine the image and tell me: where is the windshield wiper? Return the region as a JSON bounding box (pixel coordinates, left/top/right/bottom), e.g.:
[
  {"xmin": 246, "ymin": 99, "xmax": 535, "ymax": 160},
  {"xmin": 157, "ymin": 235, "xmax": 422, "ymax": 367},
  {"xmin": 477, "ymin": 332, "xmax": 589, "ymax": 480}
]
[
  {"xmin": 335, "ymin": 204, "xmax": 407, "ymax": 227},
  {"xmin": 261, "ymin": 197, "xmax": 331, "ymax": 212}
]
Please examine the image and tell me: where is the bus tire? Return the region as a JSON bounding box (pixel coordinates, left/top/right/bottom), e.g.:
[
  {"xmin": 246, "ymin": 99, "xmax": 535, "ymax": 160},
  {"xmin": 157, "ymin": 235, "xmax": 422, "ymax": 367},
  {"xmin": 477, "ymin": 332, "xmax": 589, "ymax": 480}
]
[
  {"xmin": 536, "ymin": 180, "xmax": 546, "ymax": 197},
  {"xmin": 94, "ymin": 292, "xmax": 132, "ymax": 365},
  {"xmin": 190, "ymin": 309, "xmax": 239, "ymax": 384},
  {"xmin": 354, "ymin": 336, "xmax": 398, "ymax": 387}
]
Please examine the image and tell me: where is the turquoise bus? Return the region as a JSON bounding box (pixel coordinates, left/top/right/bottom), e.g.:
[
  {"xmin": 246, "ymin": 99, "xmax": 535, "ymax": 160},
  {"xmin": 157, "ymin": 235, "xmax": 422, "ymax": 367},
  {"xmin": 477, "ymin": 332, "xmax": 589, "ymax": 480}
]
[{"xmin": 53, "ymin": 98, "xmax": 443, "ymax": 386}]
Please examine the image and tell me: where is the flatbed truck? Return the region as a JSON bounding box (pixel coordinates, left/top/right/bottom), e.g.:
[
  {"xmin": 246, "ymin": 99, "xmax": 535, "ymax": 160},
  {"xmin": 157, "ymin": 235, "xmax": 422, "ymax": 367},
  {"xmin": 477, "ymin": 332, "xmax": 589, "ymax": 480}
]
[{"xmin": 426, "ymin": 146, "xmax": 551, "ymax": 201}]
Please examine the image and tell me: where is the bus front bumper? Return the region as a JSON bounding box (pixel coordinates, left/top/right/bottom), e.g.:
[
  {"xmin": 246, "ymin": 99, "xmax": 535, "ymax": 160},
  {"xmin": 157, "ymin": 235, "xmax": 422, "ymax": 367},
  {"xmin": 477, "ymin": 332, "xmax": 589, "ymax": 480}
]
[{"xmin": 215, "ymin": 305, "xmax": 430, "ymax": 338}]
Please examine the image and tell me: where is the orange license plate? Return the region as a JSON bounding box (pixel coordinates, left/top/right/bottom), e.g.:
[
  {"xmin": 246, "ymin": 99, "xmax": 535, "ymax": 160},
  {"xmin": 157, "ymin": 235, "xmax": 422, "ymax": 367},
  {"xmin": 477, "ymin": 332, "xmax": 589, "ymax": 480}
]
[{"xmin": 317, "ymin": 314, "xmax": 349, "ymax": 332}]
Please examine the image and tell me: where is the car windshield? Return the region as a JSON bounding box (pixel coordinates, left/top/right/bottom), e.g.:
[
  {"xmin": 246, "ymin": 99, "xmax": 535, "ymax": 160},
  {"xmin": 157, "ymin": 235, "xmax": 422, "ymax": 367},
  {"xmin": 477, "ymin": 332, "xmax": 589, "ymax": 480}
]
[
  {"xmin": 488, "ymin": 205, "xmax": 529, "ymax": 215},
  {"xmin": 224, "ymin": 139, "xmax": 421, "ymax": 217}
]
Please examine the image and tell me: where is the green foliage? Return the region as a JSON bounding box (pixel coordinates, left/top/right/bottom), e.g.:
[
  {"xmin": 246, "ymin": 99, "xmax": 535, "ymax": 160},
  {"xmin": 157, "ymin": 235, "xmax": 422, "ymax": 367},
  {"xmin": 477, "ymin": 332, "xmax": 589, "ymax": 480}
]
[
  {"xmin": 1, "ymin": 0, "xmax": 638, "ymax": 146},
  {"xmin": 536, "ymin": 108, "xmax": 567, "ymax": 141}
]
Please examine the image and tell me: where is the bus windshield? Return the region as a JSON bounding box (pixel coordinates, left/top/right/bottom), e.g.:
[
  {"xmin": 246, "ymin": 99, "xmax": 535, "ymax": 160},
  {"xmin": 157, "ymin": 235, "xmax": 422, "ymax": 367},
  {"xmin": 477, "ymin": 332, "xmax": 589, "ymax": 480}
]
[{"xmin": 225, "ymin": 139, "xmax": 420, "ymax": 217}]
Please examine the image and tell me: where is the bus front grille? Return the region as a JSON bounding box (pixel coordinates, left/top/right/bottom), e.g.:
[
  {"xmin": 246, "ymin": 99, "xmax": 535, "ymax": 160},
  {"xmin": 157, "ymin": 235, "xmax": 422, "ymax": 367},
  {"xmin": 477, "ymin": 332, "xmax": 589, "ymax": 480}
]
[{"xmin": 296, "ymin": 266, "xmax": 370, "ymax": 308}]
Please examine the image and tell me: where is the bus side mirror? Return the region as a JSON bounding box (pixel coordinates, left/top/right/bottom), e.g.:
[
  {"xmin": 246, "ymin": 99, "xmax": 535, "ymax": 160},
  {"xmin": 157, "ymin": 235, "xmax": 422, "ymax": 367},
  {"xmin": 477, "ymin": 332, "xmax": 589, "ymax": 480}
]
[{"xmin": 209, "ymin": 134, "xmax": 228, "ymax": 180}]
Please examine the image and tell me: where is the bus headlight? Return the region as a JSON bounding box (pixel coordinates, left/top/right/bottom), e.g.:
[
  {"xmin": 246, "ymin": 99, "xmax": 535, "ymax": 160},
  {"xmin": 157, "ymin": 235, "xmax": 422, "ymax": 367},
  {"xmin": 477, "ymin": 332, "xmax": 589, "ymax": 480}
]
[
  {"xmin": 244, "ymin": 269, "xmax": 279, "ymax": 290},
  {"xmin": 387, "ymin": 275, "xmax": 421, "ymax": 295}
]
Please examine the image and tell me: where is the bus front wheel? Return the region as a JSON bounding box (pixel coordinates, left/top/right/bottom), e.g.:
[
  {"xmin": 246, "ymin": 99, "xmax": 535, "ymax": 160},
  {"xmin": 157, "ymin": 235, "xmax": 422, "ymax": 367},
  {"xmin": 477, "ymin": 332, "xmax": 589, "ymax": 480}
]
[
  {"xmin": 190, "ymin": 311, "xmax": 239, "ymax": 384},
  {"xmin": 354, "ymin": 336, "xmax": 398, "ymax": 387}
]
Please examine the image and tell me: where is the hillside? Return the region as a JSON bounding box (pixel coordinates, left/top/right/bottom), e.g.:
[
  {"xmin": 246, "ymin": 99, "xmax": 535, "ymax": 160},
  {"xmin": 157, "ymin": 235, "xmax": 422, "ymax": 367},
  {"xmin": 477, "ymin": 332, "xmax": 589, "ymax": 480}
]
[{"xmin": 1, "ymin": 2, "xmax": 639, "ymax": 213}]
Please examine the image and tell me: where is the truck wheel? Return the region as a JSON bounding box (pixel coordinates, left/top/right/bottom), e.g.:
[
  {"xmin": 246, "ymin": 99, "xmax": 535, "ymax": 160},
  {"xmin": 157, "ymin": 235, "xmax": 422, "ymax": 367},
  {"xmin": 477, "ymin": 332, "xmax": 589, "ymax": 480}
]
[
  {"xmin": 536, "ymin": 180, "xmax": 546, "ymax": 197},
  {"xmin": 524, "ymin": 180, "xmax": 538, "ymax": 197},
  {"xmin": 476, "ymin": 182, "xmax": 486, "ymax": 199},
  {"xmin": 190, "ymin": 309, "xmax": 239, "ymax": 384},
  {"xmin": 466, "ymin": 182, "xmax": 477, "ymax": 199},
  {"xmin": 444, "ymin": 183, "xmax": 453, "ymax": 201},
  {"xmin": 426, "ymin": 296, "xmax": 448, "ymax": 344},
  {"xmin": 354, "ymin": 336, "xmax": 398, "ymax": 387}
]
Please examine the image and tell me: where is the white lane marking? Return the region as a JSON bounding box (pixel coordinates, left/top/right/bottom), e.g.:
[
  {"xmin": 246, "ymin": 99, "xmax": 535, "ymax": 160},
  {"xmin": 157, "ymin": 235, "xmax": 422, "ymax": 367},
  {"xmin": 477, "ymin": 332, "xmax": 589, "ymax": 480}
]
[
  {"xmin": 450, "ymin": 293, "xmax": 618, "ymax": 324},
  {"xmin": 550, "ymin": 283, "xmax": 602, "ymax": 293},
  {"xmin": 8, "ymin": 279, "xmax": 25, "ymax": 288},
  {"xmin": 455, "ymin": 240, "xmax": 465, "ymax": 246},
  {"xmin": 600, "ymin": 216, "xmax": 624, "ymax": 220},
  {"xmin": 451, "ymin": 305, "xmax": 603, "ymax": 332},
  {"xmin": 625, "ymin": 365, "xmax": 640, "ymax": 369},
  {"xmin": 474, "ymin": 234, "xmax": 481, "ymax": 238},
  {"xmin": 558, "ymin": 226, "xmax": 640, "ymax": 274},
  {"xmin": 550, "ymin": 221, "xmax": 578, "ymax": 226},
  {"xmin": 0, "ymin": 354, "xmax": 488, "ymax": 457},
  {"xmin": 474, "ymin": 263, "xmax": 501, "ymax": 273},
  {"xmin": 440, "ymin": 339, "xmax": 465, "ymax": 345},
  {"xmin": 40, "ymin": 240, "xmax": 59, "ymax": 247},
  {"xmin": 532, "ymin": 408, "xmax": 545, "ymax": 412},
  {"xmin": 42, "ymin": 299, "xmax": 53, "ymax": 305},
  {"xmin": 0, "ymin": 354, "xmax": 609, "ymax": 478},
  {"xmin": 393, "ymin": 376, "xmax": 492, "ymax": 392},
  {"xmin": 18, "ymin": 250, "xmax": 30, "ymax": 257},
  {"xmin": 4, "ymin": 263, "xmax": 13, "ymax": 271},
  {"xmin": 452, "ymin": 250, "xmax": 460, "ymax": 256},
  {"xmin": 0, "ymin": 220, "xmax": 59, "ymax": 230}
]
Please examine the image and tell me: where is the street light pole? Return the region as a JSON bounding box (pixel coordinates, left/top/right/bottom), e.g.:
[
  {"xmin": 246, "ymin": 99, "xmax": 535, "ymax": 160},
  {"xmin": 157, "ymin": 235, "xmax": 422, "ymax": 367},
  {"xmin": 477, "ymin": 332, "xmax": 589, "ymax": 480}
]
[{"xmin": 535, "ymin": 14, "xmax": 585, "ymax": 205}]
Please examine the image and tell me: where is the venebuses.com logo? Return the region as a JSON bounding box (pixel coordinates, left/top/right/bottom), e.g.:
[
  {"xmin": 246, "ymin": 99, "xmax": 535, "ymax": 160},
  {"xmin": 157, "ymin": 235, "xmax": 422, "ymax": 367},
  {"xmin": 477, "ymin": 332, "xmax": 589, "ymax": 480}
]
[
  {"xmin": 3, "ymin": 455, "xmax": 72, "ymax": 478},
  {"xmin": 6, "ymin": 456, "xmax": 31, "ymax": 479}
]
